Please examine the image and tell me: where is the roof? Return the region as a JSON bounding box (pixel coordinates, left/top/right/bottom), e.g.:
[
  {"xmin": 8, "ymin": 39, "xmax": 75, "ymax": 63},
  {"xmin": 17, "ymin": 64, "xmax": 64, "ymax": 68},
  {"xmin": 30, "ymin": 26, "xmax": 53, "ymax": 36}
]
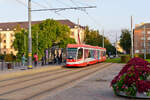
[
  {"xmin": 67, "ymin": 44, "xmax": 106, "ymax": 50},
  {"xmin": 135, "ymin": 23, "xmax": 150, "ymax": 30},
  {"xmin": 0, "ymin": 20, "xmax": 78, "ymax": 31}
]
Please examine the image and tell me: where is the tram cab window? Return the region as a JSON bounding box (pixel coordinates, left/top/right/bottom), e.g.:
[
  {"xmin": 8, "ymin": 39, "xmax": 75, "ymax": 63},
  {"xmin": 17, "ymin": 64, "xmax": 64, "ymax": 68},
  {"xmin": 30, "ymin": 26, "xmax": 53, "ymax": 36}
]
[
  {"xmin": 67, "ymin": 48, "xmax": 77, "ymax": 59},
  {"xmin": 77, "ymin": 48, "xmax": 83, "ymax": 59},
  {"xmin": 102, "ymin": 51, "xmax": 106, "ymax": 56}
]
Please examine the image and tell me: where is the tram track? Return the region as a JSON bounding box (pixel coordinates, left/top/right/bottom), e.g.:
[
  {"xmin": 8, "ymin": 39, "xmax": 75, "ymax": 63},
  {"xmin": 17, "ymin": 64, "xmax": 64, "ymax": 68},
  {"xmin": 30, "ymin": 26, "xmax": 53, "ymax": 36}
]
[
  {"xmin": 25, "ymin": 63, "xmax": 114, "ymax": 100},
  {"xmin": 0, "ymin": 67, "xmax": 64, "ymax": 82},
  {"xmin": 0, "ymin": 68, "xmax": 73, "ymax": 88},
  {"xmin": 0, "ymin": 63, "xmax": 105, "ymax": 88},
  {"xmin": 0, "ymin": 63, "xmax": 105, "ymax": 96},
  {"xmin": 0, "ymin": 63, "xmax": 112, "ymax": 100}
]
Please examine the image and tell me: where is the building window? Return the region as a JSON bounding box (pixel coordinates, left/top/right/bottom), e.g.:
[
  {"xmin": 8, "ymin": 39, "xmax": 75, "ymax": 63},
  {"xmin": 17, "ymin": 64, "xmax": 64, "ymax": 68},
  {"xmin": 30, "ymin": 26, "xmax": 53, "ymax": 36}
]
[
  {"xmin": 11, "ymin": 51, "xmax": 13, "ymax": 54},
  {"xmin": 141, "ymin": 49, "xmax": 144, "ymax": 53},
  {"xmin": 148, "ymin": 49, "xmax": 150, "ymax": 53},
  {"xmin": 11, "ymin": 45, "xmax": 13, "ymax": 49},
  {"xmin": 148, "ymin": 31, "xmax": 150, "ymax": 34},
  {"xmin": 141, "ymin": 43, "xmax": 144, "ymax": 48},
  {"xmin": 3, "ymin": 34, "xmax": 6, "ymax": 37},
  {"xmin": 148, "ymin": 42, "xmax": 150, "ymax": 46},
  {"xmin": 148, "ymin": 37, "xmax": 150, "ymax": 40},
  {"xmin": 4, "ymin": 51, "xmax": 6, "ymax": 54},
  {"xmin": 11, "ymin": 33, "xmax": 14, "ymax": 37},
  {"xmin": 141, "ymin": 37, "xmax": 144, "ymax": 40},
  {"xmin": 135, "ymin": 50, "xmax": 139, "ymax": 53},
  {"xmin": 4, "ymin": 40, "xmax": 6, "ymax": 43},
  {"xmin": 71, "ymin": 32, "xmax": 74, "ymax": 36},
  {"xmin": 4, "ymin": 46, "xmax": 6, "ymax": 49},
  {"xmin": 142, "ymin": 31, "xmax": 145, "ymax": 34}
]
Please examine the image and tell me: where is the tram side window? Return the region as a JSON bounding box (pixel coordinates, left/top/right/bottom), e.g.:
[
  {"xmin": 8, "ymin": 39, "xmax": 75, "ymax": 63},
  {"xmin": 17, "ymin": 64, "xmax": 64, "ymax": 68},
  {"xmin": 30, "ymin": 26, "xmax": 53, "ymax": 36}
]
[
  {"xmin": 84, "ymin": 49, "xmax": 89, "ymax": 58},
  {"xmin": 98, "ymin": 50, "xmax": 100, "ymax": 59},
  {"xmin": 77, "ymin": 48, "xmax": 83, "ymax": 59}
]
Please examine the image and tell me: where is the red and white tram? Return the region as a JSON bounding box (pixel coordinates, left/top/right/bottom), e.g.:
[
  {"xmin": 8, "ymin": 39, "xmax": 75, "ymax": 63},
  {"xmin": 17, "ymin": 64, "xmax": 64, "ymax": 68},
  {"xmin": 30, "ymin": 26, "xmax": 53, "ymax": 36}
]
[{"xmin": 66, "ymin": 44, "xmax": 106, "ymax": 67}]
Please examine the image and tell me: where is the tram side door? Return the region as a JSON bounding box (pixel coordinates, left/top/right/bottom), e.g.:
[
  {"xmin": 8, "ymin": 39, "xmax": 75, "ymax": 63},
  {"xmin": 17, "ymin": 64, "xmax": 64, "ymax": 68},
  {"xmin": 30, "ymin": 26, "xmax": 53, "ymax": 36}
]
[{"xmin": 98, "ymin": 50, "xmax": 100, "ymax": 60}]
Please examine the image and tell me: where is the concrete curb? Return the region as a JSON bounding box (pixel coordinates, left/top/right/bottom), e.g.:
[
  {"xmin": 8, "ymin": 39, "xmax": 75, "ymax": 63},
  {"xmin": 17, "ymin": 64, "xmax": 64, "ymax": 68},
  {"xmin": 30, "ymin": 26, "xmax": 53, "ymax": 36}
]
[{"xmin": 0, "ymin": 66, "xmax": 62, "ymax": 81}]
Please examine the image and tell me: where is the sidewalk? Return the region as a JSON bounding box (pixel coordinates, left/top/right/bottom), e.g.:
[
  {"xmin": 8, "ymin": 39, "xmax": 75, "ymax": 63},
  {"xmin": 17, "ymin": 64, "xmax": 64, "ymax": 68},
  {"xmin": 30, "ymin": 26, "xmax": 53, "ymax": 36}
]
[{"xmin": 0, "ymin": 64, "xmax": 63, "ymax": 81}]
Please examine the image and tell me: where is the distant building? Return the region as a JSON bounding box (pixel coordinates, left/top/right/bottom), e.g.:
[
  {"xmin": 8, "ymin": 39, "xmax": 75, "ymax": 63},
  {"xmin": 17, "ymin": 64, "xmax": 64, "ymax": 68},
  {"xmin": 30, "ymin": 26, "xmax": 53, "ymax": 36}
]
[
  {"xmin": 0, "ymin": 20, "xmax": 85, "ymax": 55},
  {"xmin": 134, "ymin": 23, "xmax": 150, "ymax": 54}
]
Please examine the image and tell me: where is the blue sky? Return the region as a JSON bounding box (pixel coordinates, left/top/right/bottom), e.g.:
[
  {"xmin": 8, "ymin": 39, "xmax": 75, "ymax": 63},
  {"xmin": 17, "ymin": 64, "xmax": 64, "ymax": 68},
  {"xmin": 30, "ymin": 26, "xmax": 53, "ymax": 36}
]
[{"xmin": 0, "ymin": 0, "xmax": 150, "ymax": 43}]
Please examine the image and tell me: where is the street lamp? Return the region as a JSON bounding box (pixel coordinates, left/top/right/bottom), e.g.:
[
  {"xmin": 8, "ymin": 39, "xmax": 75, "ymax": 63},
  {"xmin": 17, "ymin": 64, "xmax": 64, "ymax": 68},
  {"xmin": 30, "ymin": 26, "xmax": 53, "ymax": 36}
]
[
  {"xmin": 28, "ymin": 0, "xmax": 32, "ymax": 69},
  {"xmin": 144, "ymin": 25, "xmax": 146, "ymax": 59}
]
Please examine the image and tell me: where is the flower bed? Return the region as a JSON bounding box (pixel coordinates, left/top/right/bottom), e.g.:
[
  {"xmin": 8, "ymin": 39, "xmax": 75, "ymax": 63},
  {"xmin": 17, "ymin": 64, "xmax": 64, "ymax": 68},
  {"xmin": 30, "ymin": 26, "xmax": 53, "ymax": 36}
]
[{"xmin": 111, "ymin": 57, "xmax": 150, "ymax": 98}]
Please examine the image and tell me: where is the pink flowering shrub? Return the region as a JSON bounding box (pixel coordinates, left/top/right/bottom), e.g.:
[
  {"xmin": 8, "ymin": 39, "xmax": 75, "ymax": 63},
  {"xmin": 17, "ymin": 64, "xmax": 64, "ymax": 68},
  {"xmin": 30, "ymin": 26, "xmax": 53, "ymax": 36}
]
[{"xmin": 111, "ymin": 57, "xmax": 150, "ymax": 96}]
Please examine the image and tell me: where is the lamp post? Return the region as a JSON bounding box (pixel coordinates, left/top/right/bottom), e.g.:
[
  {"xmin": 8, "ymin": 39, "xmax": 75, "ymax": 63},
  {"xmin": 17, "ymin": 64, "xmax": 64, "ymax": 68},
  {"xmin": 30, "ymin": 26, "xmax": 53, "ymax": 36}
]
[
  {"xmin": 144, "ymin": 25, "xmax": 146, "ymax": 59},
  {"xmin": 102, "ymin": 30, "xmax": 104, "ymax": 48},
  {"xmin": 0, "ymin": 30, "xmax": 1, "ymax": 54},
  {"xmin": 28, "ymin": 0, "xmax": 32, "ymax": 69},
  {"xmin": 131, "ymin": 16, "xmax": 134, "ymax": 58}
]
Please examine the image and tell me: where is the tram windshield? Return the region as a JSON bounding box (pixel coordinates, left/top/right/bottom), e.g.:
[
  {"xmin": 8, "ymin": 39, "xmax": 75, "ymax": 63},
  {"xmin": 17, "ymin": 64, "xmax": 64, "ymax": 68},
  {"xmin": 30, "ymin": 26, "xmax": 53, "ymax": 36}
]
[{"xmin": 67, "ymin": 48, "xmax": 77, "ymax": 59}]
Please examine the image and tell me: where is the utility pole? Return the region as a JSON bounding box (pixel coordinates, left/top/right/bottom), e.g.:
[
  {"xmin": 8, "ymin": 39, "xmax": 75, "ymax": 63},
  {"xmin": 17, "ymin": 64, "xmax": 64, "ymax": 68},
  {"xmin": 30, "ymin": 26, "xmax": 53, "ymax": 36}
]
[
  {"xmin": 24, "ymin": 31, "xmax": 26, "ymax": 54},
  {"xmin": 131, "ymin": 16, "xmax": 134, "ymax": 58},
  {"xmin": 77, "ymin": 18, "xmax": 81, "ymax": 44},
  {"xmin": 28, "ymin": 0, "xmax": 32, "ymax": 69},
  {"xmin": 144, "ymin": 25, "xmax": 146, "ymax": 59},
  {"xmin": 102, "ymin": 30, "xmax": 104, "ymax": 48},
  {"xmin": 116, "ymin": 33, "xmax": 118, "ymax": 57},
  {"xmin": 36, "ymin": 32, "xmax": 38, "ymax": 55},
  {"xmin": 0, "ymin": 31, "xmax": 1, "ymax": 54}
]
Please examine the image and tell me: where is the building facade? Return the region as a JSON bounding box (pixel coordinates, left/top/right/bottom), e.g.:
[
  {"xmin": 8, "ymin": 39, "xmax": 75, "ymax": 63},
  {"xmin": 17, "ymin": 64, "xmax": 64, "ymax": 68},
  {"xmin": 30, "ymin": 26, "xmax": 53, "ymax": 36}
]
[
  {"xmin": 134, "ymin": 23, "xmax": 150, "ymax": 54},
  {"xmin": 0, "ymin": 20, "xmax": 85, "ymax": 55}
]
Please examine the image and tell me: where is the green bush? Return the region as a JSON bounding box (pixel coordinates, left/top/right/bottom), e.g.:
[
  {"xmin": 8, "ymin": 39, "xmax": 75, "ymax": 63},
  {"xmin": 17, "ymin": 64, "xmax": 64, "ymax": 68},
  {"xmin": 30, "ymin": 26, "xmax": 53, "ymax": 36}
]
[
  {"xmin": 120, "ymin": 55, "xmax": 131, "ymax": 63},
  {"xmin": 134, "ymin": 54, "xmax": 150, "ymax": 59},
  {"xmin": 0, "ymin": 54, "xmax": 5, "ymax": 61}
]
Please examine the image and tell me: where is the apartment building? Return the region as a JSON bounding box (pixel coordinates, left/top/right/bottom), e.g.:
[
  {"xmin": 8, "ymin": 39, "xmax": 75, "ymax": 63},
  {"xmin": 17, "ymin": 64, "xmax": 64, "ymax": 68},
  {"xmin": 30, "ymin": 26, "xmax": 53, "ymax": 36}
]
[
  {"xmin": 0, "ymin": 20, "xmax": 85, "ymax": 55},
  {"xmin": 134, "ymin": 23, "xmax": 150, "ymax": 54}
]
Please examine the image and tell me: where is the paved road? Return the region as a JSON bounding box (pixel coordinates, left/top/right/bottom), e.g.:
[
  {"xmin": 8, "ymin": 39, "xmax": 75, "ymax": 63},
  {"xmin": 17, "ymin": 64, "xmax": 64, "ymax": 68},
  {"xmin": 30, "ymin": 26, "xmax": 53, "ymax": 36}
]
[{"xmin": 0, "ymin": 63, "xmax": 113, "ymax": 100}]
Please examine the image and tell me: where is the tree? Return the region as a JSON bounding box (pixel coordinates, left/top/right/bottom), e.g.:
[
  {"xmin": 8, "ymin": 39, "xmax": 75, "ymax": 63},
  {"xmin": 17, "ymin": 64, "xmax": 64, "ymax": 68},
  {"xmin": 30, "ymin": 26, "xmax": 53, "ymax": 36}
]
[
  {"xmin": 13, "ymin": 19, "xmax": 76, "ymax": 59},
  {"xmin": 120, "ymin": 29, "xmax": 131, "ymax": 54},
  {"xmin": 84, "ymin": 26, "xmax": 116, "ymax": 55},
  {"xmin": 13, "ymin": 29, "xmax": 28, "ymax": 60}
]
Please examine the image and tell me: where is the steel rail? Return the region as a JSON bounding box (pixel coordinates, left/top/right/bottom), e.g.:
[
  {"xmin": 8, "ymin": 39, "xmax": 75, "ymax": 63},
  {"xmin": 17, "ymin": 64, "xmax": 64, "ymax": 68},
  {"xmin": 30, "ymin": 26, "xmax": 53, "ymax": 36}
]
[{"xmin": 0, "ymin": 63, "xmax": 107, "ymax": 97}]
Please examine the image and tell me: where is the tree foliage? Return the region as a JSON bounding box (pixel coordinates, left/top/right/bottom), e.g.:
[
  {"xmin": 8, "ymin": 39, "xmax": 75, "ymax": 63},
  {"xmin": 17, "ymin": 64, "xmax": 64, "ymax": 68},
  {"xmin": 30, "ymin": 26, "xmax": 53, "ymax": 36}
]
[
  {"xmin": 84, "ymin": 26, "xmax": 116, "ymax": 55},
  {"xmin": 13, "ymin": 19, "xmax": 75, "ymax": 59},
  {"xmin": 120, "ymin": 29, "xmax": 131, "ymax": 54}
]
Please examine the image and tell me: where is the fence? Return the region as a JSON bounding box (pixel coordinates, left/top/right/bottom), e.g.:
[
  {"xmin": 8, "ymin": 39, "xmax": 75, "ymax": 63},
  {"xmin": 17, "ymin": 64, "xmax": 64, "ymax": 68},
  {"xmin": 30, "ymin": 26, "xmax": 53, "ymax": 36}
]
[
  {"xmin": 0, "ymin": 48, "xmax": 67, "ymax": 71},
  {"xmin": 0, "ymin": 61, "xmax": 22, "ymax": 71}
]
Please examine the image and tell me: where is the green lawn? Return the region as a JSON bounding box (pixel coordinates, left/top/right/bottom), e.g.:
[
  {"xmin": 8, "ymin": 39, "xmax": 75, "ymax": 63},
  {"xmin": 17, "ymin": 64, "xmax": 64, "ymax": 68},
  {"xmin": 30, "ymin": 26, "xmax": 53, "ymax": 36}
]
[
  {"xmin": 145, "ymin": 59, "xmax": 150, "ymax": 63},
  {"xmin": 105, "ymin": 58, "xmax": 122, "ymax": 63},
  {"xmin": 105, "ymin": 57, "xmax": 150, "ymax": 63}
]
